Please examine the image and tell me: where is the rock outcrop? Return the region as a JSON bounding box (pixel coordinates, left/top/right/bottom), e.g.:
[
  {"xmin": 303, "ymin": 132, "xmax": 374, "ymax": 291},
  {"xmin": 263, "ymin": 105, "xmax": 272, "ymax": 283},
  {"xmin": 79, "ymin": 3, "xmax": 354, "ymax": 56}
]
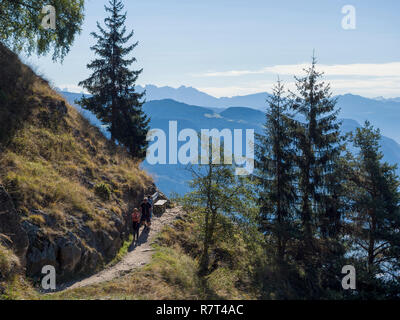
[
  {"xmin": 0, "ymin": 185, "xmax": 156, "ymax": 282},
  {"xmin": 0, "ymin": 171, "xmax": 157, "ymax": 282}
]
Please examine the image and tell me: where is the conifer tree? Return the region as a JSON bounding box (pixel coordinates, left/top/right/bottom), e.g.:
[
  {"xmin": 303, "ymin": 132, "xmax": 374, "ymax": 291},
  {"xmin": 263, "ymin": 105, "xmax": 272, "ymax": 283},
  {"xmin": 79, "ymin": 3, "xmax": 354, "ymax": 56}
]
[
  {"xmin": 255, "ymin": 81, "xmax": 297, "ymax": 275},
  {"xmin": 78, "ymin": 0, "xmax": 149, "ymax": 158},
  {"xmin": 289, "ymin": 56, "xmax": 344, "ymax": 297},
  {"xmin": 348, "ymin": 121, "xmax": 400, "ymax": 296}
]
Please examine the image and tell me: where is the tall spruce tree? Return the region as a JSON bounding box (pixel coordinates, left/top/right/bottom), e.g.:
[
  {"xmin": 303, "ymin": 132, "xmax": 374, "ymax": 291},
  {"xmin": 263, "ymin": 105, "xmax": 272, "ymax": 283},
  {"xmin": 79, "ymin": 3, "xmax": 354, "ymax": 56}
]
[
  {"xmin": 347, "ymin": 121, "xmax": 400, "ymax": 297},
  {"xmin": 78, "ymin": 0, "xmax": 149, "ymax": 158},
  {"xmin": 289, "ymin": 56, "xmax": 344, "ymax": 298},
  {"xmin": 255, "ymin": 81, "xmax": 297, "ymax": 293}
]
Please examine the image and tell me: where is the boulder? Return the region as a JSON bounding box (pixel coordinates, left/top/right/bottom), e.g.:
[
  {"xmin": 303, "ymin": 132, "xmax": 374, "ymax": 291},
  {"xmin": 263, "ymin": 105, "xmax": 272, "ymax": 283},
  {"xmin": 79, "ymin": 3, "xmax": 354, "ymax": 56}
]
[
  {"xmin": 56, "ymin": 232, "xmax": 82, "ymax": 275},
  {"xmin": 94, "ymin": 229, "xmax": 122, "ymax": 260},
  {"xmin": 26, "ymin": 241, "xmax": 58, "ymax": 276},
  {"xmin": 22, "ymin": 220, "xmax": 58, "ymax": 276}
]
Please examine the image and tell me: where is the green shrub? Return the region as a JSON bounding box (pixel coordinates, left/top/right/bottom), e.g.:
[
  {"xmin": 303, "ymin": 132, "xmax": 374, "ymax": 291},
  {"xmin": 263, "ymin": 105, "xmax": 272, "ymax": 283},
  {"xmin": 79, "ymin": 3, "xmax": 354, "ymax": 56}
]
[
  {"xmin": 26, "ymin": 214, "xmax": 46, "ymax": 225},
  {"xmin": 94, "ymin": 183, "xmax": 112, "ymax": 201}
]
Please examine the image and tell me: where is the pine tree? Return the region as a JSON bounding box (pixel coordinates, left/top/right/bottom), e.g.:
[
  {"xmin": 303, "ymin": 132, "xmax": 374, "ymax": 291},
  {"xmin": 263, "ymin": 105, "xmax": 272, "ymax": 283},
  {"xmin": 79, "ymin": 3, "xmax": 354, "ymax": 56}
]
[
  {"xmin": 348, "ymin": 121, "xmax": 400, "ymax": 296},
  {"xmin": 255, "ymin": 81, "xmax": 297, "ymax": 290},
  {"xmin": 289, "ymin": 56, "xmax": 344, "ymax": 297},
  {"xmin": 78, "ymin": 0, "xmax": 149, "ymax": 158}
]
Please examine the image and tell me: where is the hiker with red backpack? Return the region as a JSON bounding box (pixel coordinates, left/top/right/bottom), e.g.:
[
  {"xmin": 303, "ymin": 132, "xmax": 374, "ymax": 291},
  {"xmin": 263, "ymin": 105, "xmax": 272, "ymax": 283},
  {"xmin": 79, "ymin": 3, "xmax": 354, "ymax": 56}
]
[{"xmin": 131, "ymin": 208, "xmax": 141, "ymax": 242}]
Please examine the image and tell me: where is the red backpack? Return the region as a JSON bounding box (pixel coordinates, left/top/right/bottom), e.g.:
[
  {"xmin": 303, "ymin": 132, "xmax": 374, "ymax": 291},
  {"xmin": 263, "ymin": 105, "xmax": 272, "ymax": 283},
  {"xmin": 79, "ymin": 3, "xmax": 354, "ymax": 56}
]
[{"xmin": 132, "ymin": 211, "xmax": 141, "ymax": 223}]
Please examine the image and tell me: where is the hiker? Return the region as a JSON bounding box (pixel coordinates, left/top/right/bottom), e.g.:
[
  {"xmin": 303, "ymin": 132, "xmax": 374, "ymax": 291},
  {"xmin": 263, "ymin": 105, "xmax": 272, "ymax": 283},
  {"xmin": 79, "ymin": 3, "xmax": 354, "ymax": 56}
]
[
  {"xmin": 147, "ymin": 195, "xmax": 153, "ymax": 219},
  {"xmin": 140, "ymin": 197, "xmax": 152, "ymax": 231},
  {"xmin": 131, "ymin": 208, "xmax": 141, "ymax": 242}
]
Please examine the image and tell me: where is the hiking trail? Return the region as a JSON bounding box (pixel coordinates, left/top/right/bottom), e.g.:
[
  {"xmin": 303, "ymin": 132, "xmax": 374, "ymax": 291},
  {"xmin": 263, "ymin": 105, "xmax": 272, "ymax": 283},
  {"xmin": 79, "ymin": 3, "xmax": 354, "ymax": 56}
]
[{"xmin": 58, "ymin": 206, "xmax": 184, "ymax": 291}]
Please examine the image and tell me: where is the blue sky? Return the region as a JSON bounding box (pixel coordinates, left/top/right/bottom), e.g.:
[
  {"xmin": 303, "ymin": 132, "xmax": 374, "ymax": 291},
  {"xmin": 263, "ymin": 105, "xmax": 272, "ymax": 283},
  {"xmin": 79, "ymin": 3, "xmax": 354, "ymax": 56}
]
[{"xmin": 24, "ymin": 0, "xmax": 400, "ymax": 98}]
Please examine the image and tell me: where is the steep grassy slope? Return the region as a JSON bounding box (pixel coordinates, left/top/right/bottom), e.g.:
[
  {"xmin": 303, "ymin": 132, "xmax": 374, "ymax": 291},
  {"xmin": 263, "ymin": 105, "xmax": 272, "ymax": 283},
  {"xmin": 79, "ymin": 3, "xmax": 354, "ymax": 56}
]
[{"xmin": 0, "ymin": 43, "xmax": 154, "ymax": 293}]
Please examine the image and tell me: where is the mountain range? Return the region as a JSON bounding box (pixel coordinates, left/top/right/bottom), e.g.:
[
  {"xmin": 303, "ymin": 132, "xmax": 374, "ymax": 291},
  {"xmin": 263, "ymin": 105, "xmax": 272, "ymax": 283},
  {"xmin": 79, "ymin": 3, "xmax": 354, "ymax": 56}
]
[
  {"xmin": 136, "ymin": 84, "xmax": 269, "ymax": 111},
  {"xmin": 134, "ymin": 85, "xmax": 400, "ymax": 142},
  {"xmin": 373, "ymin": 96, "xmax": 400, "ymax": 103},
  {"xmin": 60, "ymin": 87, "xmax": 400, "ymax": 196}
]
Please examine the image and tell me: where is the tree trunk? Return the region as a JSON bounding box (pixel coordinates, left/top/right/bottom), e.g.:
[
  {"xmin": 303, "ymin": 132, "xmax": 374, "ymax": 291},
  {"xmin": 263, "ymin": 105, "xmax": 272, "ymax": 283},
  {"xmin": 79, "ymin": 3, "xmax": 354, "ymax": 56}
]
[
  {"xmin": 367, "ymin": 211, "xmax": 376, "ymax": 273},
  {"xmin": 200, "ymin": 209, "xmax": 211, "ymax": 275},
  {"xmin": 111, "ymin": 102, "xmax": 117, "ymax": 143}
]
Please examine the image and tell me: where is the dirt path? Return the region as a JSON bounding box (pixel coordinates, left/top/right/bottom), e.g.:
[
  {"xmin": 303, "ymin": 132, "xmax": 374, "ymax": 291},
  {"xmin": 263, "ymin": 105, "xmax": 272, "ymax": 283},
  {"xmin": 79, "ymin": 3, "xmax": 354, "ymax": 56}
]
[{"xmin": 59, "ymin": 206, "xmax": 183, "ymax": 291}]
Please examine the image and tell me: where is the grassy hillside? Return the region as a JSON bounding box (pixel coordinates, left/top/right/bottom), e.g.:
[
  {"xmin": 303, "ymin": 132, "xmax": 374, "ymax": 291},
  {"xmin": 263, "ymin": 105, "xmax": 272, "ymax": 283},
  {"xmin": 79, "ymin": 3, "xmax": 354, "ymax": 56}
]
[{"xmin": 0, "ymin": 43, "xmax": 154, "ymax": 295}]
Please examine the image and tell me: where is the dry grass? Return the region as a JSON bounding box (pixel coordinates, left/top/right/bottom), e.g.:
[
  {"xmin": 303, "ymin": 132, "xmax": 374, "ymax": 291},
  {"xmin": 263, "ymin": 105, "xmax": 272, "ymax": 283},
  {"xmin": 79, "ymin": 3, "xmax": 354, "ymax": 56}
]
[
  {"xmin": 0, "ymin": 55, "xmax": 152, "ymax": 234},
  {"xmin": 0, "ymin": 244, "xmax": 38, "ymax": 300},
  {"xmin": 0, "ymin": 43, "xmax": 154, "ymax": 298},
  {"xmin": 0, "ymin": 244, "xmax": 20, "ymax": 278}
]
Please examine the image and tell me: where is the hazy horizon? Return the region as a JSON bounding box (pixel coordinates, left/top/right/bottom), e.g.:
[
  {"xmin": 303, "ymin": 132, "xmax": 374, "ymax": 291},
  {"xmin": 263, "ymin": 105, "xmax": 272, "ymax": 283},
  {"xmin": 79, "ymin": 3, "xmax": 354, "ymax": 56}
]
[
  {"xmin": 58, "ymin": 83, "xmax": 399, "ymax": 101},
  {"xmin": 23, "ymin": 0, "xmax": 400, "ymax": 99}
]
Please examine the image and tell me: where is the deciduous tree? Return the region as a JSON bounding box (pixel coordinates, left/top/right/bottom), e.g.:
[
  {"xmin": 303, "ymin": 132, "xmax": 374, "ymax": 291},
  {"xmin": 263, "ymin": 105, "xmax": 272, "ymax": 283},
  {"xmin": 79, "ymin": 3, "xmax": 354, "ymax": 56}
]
[{"xmin": 0, "ymin": 0, "xmax": 84, "ymax": 61}]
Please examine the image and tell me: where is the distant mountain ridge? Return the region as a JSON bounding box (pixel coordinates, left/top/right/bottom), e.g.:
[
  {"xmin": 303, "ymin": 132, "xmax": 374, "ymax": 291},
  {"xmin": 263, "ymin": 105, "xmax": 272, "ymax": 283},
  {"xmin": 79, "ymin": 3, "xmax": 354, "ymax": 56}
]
[
  {"xmin": 64, "ymin": 84, "xmax": 400, "ymax": 110},
  {"xmin": 61, "ymin": 91, "xmax": 400, "ymax": 196},
  {"xmin": 373, "ymin": 96, "xmax": 400, "ymax": 103},
  {"xmin": 143, "ymin": 101, "xmax": 400, "ymax": 195},
  {"xmin": 62, "ymin": 85, "xmax": 400, "ymax": 143},
  {"xmin": 136, "ymin": 85, "xmax": 221, "ymax": 108},
  {"xmin": 138, "ymin": 86, "xmax": 400, "ymax": 143},
  {"xmin": 135, "ymin": 84, "xmax": 270, "ymax": 110}
]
